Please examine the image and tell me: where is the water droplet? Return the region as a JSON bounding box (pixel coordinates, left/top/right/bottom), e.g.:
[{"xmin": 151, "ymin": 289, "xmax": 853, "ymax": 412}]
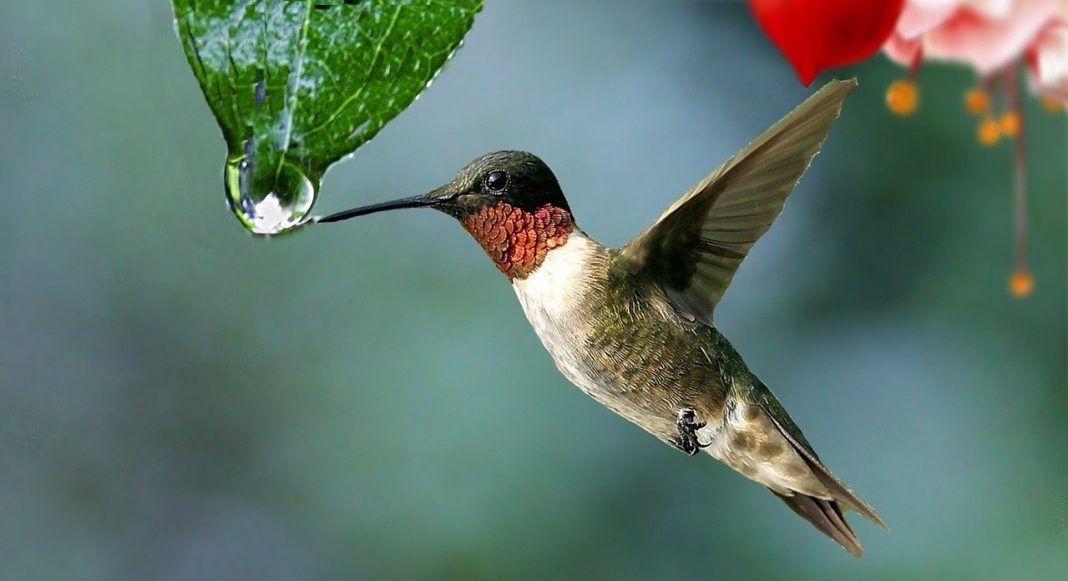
[{"xmin": 225, "ymin": 154, "xmax": 317, "ymax": 236}]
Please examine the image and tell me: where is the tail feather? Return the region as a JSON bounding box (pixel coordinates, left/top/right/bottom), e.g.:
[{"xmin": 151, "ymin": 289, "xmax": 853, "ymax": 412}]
[
  {"xmin": 745, "ymin": 388, "xmax": 887, "ymax": 555},
  {"xmin": 773, "ymin": 491, "xmax": 864, "ymax": 557},
  {"xmin": 766, "ymin": 412, "xmax": 889, "ymax": 530},
  {"xmin": 712, "ymin": 388, "xmax": 887, "ymax": 554}
]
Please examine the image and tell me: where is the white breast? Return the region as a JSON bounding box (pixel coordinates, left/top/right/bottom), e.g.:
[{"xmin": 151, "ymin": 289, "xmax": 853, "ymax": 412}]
[{"xmin": 511, "ymin": 232, "xmax": 604, "ymax": 395}]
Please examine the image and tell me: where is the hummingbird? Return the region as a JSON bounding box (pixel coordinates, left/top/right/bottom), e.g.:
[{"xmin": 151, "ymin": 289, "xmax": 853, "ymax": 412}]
[{"xmin": 319, "ymin": 78, "xmax": 886, "ymax": 556}]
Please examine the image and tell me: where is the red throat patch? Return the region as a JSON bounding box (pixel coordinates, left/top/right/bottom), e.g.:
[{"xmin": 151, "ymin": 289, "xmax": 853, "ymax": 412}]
[{"xmin": 460, "ymin": 202, "xmax": 573, "ymax": 280}]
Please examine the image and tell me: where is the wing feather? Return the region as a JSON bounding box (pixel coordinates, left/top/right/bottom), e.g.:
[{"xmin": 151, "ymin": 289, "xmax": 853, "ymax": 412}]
[{"xmin": 619, "ymin": 79, "xmax": 857, "ymax": 323}]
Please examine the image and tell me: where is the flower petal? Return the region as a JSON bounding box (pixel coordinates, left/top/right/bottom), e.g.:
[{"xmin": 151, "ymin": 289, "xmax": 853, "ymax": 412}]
[
  {"xmin": 885, "ymin": 33, "xmax": 925, "ymax": 66},
  {"xmin": 751, "ymin": 0, "xmax": 905, "ymax": 85},
  {"xmin": 896, "ymin": 3, "xmax": 958, "ymax": 38},
  {"xmin": 923, "ymin": 0, "xmax": 1059, "ymax": 74},
  {"xmin": 1031, "ymin": 22, "xmax": 1068, "ymax": 103}
]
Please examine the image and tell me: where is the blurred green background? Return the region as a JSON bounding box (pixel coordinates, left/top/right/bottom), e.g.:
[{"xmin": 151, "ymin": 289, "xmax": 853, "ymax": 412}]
[{"xmin": 2, "ymin": 1, "xmax": 1066, "ymax": 579}]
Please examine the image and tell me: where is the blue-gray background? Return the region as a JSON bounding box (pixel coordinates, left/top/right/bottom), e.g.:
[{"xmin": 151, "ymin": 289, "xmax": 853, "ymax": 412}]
[{"xmin": 2, "ymin": 1, "xmax": 1066, "ymax": 579}]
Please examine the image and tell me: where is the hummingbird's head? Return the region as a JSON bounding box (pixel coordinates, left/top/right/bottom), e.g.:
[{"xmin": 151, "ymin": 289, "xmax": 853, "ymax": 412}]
[{"xmin": 319, "ymin": 151, "xmax": 575, "ymax": 280}]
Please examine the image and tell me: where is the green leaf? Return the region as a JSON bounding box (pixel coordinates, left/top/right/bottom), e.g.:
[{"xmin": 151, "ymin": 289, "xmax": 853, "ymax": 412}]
[{"xmin": 172, "ymin": 0, "xmax": 482, "ymax": 235}]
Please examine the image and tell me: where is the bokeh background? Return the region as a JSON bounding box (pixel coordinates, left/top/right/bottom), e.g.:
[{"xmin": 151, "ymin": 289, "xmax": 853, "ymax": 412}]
[{"xmin": 3, "ymin": 1, "xmax": 1066, "ymax": 579}]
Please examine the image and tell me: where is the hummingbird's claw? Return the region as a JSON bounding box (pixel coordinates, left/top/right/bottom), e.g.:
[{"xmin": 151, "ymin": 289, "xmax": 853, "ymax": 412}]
[{"xmin": 673, "ymin": 408, "xmax": 711, "ymax": 456}]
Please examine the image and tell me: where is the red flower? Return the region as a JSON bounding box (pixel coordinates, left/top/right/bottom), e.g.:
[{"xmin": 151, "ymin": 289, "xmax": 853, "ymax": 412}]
[{"xmin": 750, "ymin": 0, "xmax": 906, "ymax": 85}]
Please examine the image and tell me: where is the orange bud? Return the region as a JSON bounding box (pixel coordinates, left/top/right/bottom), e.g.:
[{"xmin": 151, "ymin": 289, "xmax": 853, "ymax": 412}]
[
  {"xmin": 998, "ymin": 110, "xmax": 1021, "ymax": 138},
  {"xmin": 886, "ymin": 80, "xmax": 919, "ymax": 116},
  {"xmin": 964, "ymin": 87, "xmax": 990, "ymax": 115},
  {"xmin": 1040, "ymin": 94, "xmax": 1063, "ymax": 114},
  {"xmin": 977, "ymin": 116, "xmax": 1000, "ymax": 146},
  {"xmin": 1008, "ymin": 269, "xmax": 1034, "ymax": 298}
]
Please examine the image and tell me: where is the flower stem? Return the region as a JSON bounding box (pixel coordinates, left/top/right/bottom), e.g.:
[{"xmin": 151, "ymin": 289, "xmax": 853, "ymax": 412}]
[{"xmin": 1006, "ymin": 63, "xmax": 1033, "ymax": 297}]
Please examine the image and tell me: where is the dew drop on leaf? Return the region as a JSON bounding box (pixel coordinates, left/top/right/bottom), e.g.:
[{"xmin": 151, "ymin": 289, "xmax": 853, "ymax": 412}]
[{"xmin": 225, "ymin": 153, "xmax": 317, "ymax": 236}]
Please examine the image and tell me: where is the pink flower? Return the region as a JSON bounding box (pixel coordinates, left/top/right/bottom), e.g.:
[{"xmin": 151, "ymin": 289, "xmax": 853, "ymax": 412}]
[
  {"xmin": 879, "ymin": 1, "xmax": 1067, "ymax": 298},
  {"xmin": 1029, "ymin": 12, "xmax": 1068, "ymax": 103},
  {"xmin": 885, "ymin": 0, "xmax": 1061, "ymax": 75}
]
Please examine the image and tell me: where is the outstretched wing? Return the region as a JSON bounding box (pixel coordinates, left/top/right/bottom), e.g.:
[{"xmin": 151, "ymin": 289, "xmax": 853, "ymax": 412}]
[{"xmin": 618, "ymin": 79, "xmax": 856, "ymax": 323}]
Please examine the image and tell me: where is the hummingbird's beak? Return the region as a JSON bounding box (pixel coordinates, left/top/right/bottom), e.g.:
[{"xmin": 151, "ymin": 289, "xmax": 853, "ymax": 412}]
[{"xmin": 315, "ymin": 192, "xmax": 438, "ymax": 224}]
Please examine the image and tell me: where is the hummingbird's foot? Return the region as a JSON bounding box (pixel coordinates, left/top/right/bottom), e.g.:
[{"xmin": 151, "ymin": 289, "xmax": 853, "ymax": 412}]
[{"xmin": 672, "ymin": 408, "xmax": 711, "ymax": 456}]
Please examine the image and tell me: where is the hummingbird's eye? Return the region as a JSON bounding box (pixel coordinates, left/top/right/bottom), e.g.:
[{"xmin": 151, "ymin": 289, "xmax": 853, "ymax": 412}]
[{"xmin": 485, "ymin": 170, "xmax": 508, "ymax": 193}]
